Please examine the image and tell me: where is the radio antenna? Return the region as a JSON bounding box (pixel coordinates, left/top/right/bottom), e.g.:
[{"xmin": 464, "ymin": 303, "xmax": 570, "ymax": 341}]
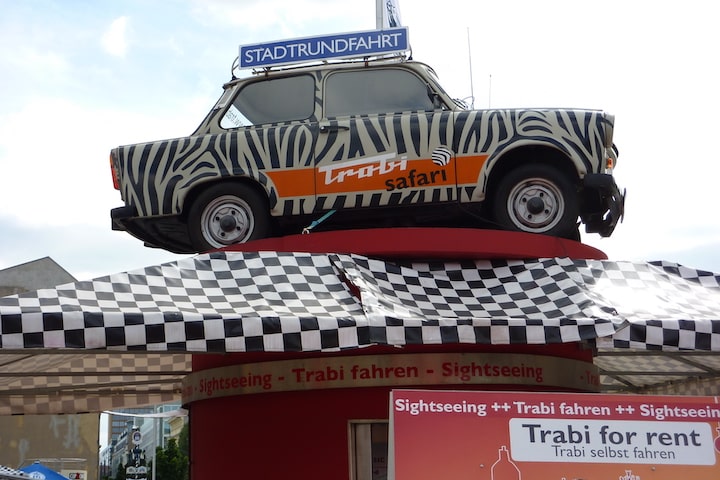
[
  {"xmin": 488, "ymin": 74, "xmax": 492, "ymax": 108},
  {"xmin": 466, "ymin": 27, "xmax": 475, "ymax": 109}
]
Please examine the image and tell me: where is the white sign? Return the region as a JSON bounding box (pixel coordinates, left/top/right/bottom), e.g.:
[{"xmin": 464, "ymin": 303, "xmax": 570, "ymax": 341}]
[
  {"xmin": 239, "ymin": 27, "xmax": 409, "ymax": 69},
  {"xmin": 62, "ymin": 472, "xmax": 86, "ymax": 480},
  {"xmin": 509, "ymin": 418, "xmax": 716, "ymax": 465}
]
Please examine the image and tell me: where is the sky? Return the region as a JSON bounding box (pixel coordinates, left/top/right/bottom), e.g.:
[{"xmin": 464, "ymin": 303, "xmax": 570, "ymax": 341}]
[{"xmin": 1, "ymin": 0, "xmax": 719, "ymax": 281}]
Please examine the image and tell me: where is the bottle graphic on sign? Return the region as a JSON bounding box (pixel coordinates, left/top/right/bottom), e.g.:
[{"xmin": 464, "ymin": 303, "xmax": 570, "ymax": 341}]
[{"xmin": 491, "ymin": 446, "xmax": 521, "ymax": 480}]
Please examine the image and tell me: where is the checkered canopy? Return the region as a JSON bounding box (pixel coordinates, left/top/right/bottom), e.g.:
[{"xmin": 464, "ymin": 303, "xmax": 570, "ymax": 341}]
[
  {"xmin": 0, "ymin": 465, "xmax": 29, "ymax": 480},
  {"xmin": 2, "ymin": 250, "xmax": 720, "ymax": 414},
  {"xmin": 1, "ymin": 251, "xmax": 719, "ymax": 353}
]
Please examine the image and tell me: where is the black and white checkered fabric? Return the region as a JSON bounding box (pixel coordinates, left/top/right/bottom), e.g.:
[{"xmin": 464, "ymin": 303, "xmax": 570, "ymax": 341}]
[
  {"xmin": 1, "ymin": 252, "xmax": 718, "ymax": 352},
  {"xmin": 0, "ymin": 465, "xmax": 30, "ymax": 479},
  {"xmin": 593, "ymin": 260, "xmax": 720, "ymax": 350}
]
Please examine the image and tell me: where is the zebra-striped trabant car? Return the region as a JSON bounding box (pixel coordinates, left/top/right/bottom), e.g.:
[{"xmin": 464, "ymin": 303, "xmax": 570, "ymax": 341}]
[{"xmin": 110, "ymin": 57, "xmax": 624, "ymax": 253}]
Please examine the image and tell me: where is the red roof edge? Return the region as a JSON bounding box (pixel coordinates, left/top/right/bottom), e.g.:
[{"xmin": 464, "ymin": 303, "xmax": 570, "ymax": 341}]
[{"xmin": 219, "ymin": 228, "xmax": 607, "ymax": 261}]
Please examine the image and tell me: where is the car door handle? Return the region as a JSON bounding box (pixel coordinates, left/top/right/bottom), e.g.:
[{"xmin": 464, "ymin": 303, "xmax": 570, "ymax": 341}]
[{"xmin": 319, "ymin": 123, "xmax": 350, "ymax": 133}]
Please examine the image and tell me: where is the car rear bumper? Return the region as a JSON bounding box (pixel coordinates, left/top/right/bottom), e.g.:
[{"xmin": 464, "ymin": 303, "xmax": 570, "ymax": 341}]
[{"xmin": 581, "ymin": 173, "xmax": 625, "ymax": 237}]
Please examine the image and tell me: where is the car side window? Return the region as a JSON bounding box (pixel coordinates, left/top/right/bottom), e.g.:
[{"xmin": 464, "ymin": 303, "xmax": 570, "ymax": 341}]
[
  {"xmin": 221, "ymin": 74, "xmax": 315, "ymax": 128},
  {"xmin": 324, "ymin": 69, "xmax": 435, "ymax": 118}
]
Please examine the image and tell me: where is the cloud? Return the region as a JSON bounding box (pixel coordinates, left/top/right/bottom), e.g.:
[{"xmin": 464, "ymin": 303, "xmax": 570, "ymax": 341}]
[
  {"xmin": 190, "ymin": 0, "xmax": 371, "ymax": 36},
  {"xmin": 0, "ymin": 95, "xmax": 210, "ymax": 229},
  {"xmin": 101, "ymin": 16, "xmax": 130, "ymax": 57},
  {"xmin": 1, "ymin": 0, "xmax": 718, "ymax": 281}
]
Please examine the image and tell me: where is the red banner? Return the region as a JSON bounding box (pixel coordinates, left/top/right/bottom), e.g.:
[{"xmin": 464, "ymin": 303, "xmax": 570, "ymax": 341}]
[{"xmin": 391, "ymin": 390, "xmax": 720, "ymax": 479}]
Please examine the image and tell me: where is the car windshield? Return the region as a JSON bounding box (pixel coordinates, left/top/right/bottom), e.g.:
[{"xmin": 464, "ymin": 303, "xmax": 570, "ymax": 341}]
[{"xmin": 221, "ymin": 74, "xmax": 315, "ymax": 127}]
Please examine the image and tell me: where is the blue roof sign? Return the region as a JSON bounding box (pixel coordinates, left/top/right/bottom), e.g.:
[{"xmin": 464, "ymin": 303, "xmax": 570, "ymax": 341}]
[{"xmin": 239, "ymin": 27, "xmax": 409, "ymax": 69}]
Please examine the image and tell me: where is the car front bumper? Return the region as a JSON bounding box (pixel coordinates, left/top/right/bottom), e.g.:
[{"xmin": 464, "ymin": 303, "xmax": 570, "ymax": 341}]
[{"xmin": 581, "ymin": 173, "xmax": 625, "ymax": 237}]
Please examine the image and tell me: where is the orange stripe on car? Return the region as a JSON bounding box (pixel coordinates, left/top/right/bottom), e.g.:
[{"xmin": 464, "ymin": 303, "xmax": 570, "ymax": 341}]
[
  {"xmin": 456, "ymin": 154, "xmax": 488, "ymax": 185},
  {"xmin": 266, "ymin": 168, "xmax": 315, "ymax": 197},
  {"xmin": 267, "ymin": 154, "xmax": 488, "ymax": 199}
]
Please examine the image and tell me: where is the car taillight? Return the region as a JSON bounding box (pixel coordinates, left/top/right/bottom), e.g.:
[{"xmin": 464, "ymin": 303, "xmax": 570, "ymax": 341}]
[
  {"xmin": 109, "ymin": 152, "xmax": 120, "ymax": 190},
  {"xmin": 606, "ymin": 155, "xmax": 614, "ymax": 170}
]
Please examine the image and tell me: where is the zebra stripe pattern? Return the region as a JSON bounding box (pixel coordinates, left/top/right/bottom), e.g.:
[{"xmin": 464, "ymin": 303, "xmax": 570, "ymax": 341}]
[{"xmin": 114, "ymin": 68, "xmax": 611, "ymax": 220}]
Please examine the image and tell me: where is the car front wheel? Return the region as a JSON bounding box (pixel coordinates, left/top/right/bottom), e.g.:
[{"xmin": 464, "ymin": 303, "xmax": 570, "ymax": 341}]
[
  {"xmin": 188, "ymin": 183, "xmax": 270, "ymax": 252},
  {"xmin": 492, "ymin": 164, "xmax": 579, "ymax": 239}
]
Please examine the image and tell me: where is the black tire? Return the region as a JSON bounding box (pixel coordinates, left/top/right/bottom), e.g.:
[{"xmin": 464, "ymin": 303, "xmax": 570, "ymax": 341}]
[
  {"xmin": 492, "ymin": 164, "xmax": 579, "ymax": 238},
  {"xmin": 187, "ymin": 183, "xmax": 270, "ymax": 252}
]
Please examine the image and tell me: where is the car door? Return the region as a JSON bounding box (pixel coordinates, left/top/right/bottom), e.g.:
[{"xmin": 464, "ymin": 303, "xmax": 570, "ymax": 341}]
[
  {"xmin": 314, "ymin": 67, "xmax": 456, "ymax": 212},
  {"xmin": 219, "ymin": 73, "xmax": 320, "ymax": 216}
]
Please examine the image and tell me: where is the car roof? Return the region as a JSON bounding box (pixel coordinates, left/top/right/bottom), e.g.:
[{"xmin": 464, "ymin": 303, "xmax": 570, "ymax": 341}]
[{"xmin": 224, "ymin": 56, "xmax": 438, "ymax": 88}]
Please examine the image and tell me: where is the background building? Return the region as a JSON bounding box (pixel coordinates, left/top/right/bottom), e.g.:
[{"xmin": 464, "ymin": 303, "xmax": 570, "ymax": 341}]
[
  {"xmin": 1, "ymin": 259, "xmax": 186, "ymax": 480},
  {"xmin": 103, "ymin": 405, "xmax": 186, "ymax": 478},
  {"xmin": 0, "ymin": 257, "xmax": 75, "ymax": 297},
  {"xmin": 106, "ymin": 408, "xmax": 154, "ymax": 448},
  {"xmin": 0, "ymin": 258, "xmax": 95, "ymax": 480}
]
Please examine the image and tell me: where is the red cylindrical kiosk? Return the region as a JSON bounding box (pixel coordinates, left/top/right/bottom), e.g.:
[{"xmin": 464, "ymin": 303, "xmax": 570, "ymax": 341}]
[{"xmin": 185, "ymin": 228, "xmax": 607, "ymax": 480}]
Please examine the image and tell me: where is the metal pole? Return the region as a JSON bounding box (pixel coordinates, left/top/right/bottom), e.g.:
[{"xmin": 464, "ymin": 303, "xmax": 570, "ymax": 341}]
[
  {"xmin": 151, "ymin": 414, "xmax": 157, "ymax": 480},
  {"xmin": 488, "ymin": 74, "xmax": 492, "ymax": 108},
  {"xmin": 467, "ymin": 27, "xmax": 475, "ymax": 109}
]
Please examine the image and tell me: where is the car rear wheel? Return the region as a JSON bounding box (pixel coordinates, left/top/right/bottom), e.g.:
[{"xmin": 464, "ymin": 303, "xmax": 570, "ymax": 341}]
[
  {"xmin": 492, "ymin": 164, "xmax": 579, "ymax": 239},
  {"xmin": 188, "ymin": 183, "xmax": 270, "ymax": 252}
]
